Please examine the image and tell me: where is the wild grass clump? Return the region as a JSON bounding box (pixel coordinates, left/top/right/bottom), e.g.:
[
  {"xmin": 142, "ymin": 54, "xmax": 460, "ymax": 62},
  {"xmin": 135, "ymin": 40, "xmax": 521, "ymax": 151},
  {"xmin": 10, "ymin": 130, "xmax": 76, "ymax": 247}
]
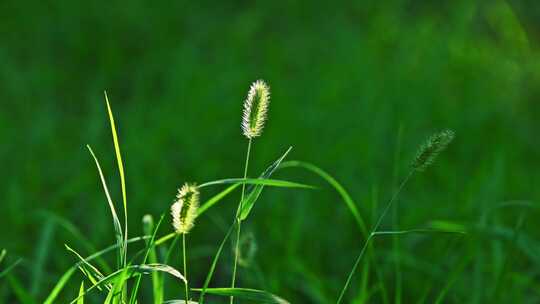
[{"xmin": 41, "ymin": 82, "xmax": 461, "ymax": 304}]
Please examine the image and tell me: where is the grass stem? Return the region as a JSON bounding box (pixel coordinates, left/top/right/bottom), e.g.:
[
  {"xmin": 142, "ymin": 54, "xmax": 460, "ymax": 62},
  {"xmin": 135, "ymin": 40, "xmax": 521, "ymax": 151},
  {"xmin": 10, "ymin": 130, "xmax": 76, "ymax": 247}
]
[
  {"xmin": 337, "ymin": 170, "xmax": 414, "ymax": 303},
  {"xmin": 231, "ymin": 138, "xmax": 252, "ymax": 304},
  {"xmin": 183, "ymin": 233, "xmax": 189, "ymax": 304}
]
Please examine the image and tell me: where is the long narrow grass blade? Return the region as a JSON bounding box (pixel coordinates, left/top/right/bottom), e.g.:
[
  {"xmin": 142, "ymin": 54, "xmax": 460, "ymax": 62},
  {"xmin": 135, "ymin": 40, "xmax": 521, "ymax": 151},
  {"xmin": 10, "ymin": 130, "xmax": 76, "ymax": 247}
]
[
  {"xmin": 87, "ymin": 145, "xmax": 124, "ymax": 267},
  {"xmin": 434, "ymin": 255, "xmax": 471, "ymax": 304},
  {"xmin": 145, "ymin": 215, "xmax": 163, "ymax": 304},
  {"xmin": 104, "ymin": 287, "xmax": 114, "ymax": 304},
  {"xmin": 372, "ymin": 229, "xmax": 466, "ymax": 236},
  {"xmin": 31, "ymin": 218, "xmax": 55, "ymax": 296},
  {"xmin": 43, "ymin": 267, "xmax": 77, "ymax": 304},
  {"xmin": 39, "ymin": 211, "xmax": 112, "ymax": 273},
  {"xmin": 198, "ymin": 178, "xmax": 313, "ymax": 189},
  {"xmin": 65, "ymin": 244, "xmax": 106, "ymax": 280},
  {"xmin": 279, "ymin": 160, "xmax": 368, "ymax": 237},
  {"xmin": 44, "ymin": 236, "xmax": 151, "ymax": 304},
  {"xmin": 155, "ymin": 233, "xmax": 175, "ymax": 246},
  {"xmin": 0, "ymin": 258, "xmax": 22, "ymax": 278},
  {"xmin": 164, "ymin": 301, "xmax": 199, "ymax": 304},
  {"xmin": 197, "ymin": 184, "xmax": 240, "ymax": 217},
  {"xmin": 193, "ymin": 288, "xmax": 290, "ymax": 304},
  {"xmin": 239, "ymin": 147, "xmax": 292, "ymax": 220},
  {"xmin": 199, "ymin": 222, "xmax": 236, "ymax": 304},
  {"xmin": 110, "ymin": 267, "xmax": 129, "ymax": 304},
  {"xmin": 77, "ymin": 282, "xmax": 85, "ymax": 304},
  {"xmin": 129, "ymin": 214, "xmax": 165, "ymax": 304},
  {"xmin": 65, "ymin": 244, "xmax": 108, "ymax": 291},
  {"xmin": 7, "ymin": 275, "xmax": 36, "ymax": 304},
  {"xmin": 158, "ymin": 234, "xmax": 180, "ymax": 302},
  {"xmin": 0, "ymin": 249, "xmax": 6, "ymax": 265},
  {"xmin": 104, "ymin": 92, "xmax": 128, "ymax": 269},
  {"xmin": 70, "ymin": 264, "xmax": 186, "ymax": 304}
]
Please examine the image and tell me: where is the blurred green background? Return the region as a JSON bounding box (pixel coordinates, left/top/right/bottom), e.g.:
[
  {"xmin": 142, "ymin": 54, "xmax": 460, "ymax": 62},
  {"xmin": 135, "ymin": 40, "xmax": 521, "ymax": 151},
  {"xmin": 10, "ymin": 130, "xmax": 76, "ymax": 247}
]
[{"xmin": 1, "ymin": 0, "xmax": 540, "ymax": 302}]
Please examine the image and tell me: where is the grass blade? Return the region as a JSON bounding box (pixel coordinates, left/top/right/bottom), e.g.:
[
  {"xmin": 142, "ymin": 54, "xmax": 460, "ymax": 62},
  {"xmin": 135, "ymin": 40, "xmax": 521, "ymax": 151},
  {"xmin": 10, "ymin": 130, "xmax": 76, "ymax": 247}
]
[
  {"xmin": 279, "ymin": 160, "xmax": 368, "ymax": 237},
  {"xmin": 7, "ymin": 274, "xmax": 36, "ymax": 304},
  {"xmin": 43, "ymin": 267, "xmax": 77, "ymax": 304},
  {"xmin": 239, "ymin": 147, "xmax": 292, "ymax": 220},
  {"xmin": 65, "ymin": 245, "xmax": 106, "ymax": 280},
  {"xmin": 0, "ymin": 258, "xmax": 22, "ymax": 278},
  {"xmin": 199, "ymin": 222, "xmax": 236, "ymax": 304},
  {"xmin": 155, "ymin": 233, "xmax": 175, "ymax": 246},
  {"xmin": 198, "ymin": 178, "xmax": 313, "ymax": 189},
  {"xmin": 197, "ymin": 184, "xmax": 240, "ymax": 217},
  {"xmin": 38, "ymin": 211, "xmax": 112, "ymax": 273},
  {"xmin": 372, "ymin": 229, "xmax": 467, "ymax": 236},
  {"xmin": 193, "ymin": 287, "xmax": 290, "ymax": 304},
  {"xmin": 87, "ymin": 145, "xmax": 124, "ymax": 267},
  {"xmin": 31, "ymin": 217, "xmax": 55, "ymax": 296},
  {"xmin": 65, "ymin": 244, "xmax": 108, "ymax": 291},
  {"xmin": 77, "ymin": 282, "xmax": 85, "ymax": 304},
  {"xmin": 145, "ymin": 215, "xmax": 163, "ymax": 304},
  {"xmin": 70, "ymin": 264, "xmax": 186, "ymax": 304},
  {"xmin": 104, "ymin": 91, "xmax": 128, "ymax": 269},
  {"xmin": 44, "ymin": 236, "xmax": 151, "ymax": 303},
  {"xmin": 129, "ymin": 214, "xmax": 165, "ymax": 304}
]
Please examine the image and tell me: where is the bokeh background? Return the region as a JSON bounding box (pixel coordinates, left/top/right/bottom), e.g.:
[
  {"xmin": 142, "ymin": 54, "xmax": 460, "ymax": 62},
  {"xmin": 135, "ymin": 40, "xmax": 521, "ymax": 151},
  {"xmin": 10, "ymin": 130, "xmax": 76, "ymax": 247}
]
[{"xmin": 1, "ymin": 0, "xmax": 540, "ymax": 303}]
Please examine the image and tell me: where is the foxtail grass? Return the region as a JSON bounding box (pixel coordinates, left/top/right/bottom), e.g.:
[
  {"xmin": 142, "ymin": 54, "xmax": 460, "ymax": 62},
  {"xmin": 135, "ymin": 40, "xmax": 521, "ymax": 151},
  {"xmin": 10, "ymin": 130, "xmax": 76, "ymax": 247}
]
[
  {"xmin": 38, "ymin": 85, "xmax": 467, "ymax": 304},
  {"xmin": 171, "ymin": 183, "xmax": 200, "ymax": 303},
  {"xmin": 231, "ymin": 79, "xmax": 271, "ymax": 304},
  {"xmin": 336, "ymin": 130, "xmax": 456, "ymax": 303}
]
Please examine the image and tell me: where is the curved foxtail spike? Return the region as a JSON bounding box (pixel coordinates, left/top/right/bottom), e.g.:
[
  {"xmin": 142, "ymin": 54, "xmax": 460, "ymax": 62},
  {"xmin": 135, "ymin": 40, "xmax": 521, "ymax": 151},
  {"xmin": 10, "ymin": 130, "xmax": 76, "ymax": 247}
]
[
  {"xmin": 412, "ymin": 129, "xmax": 455, "ymax": 171},
  {"xmin": 242, "ymin": 80, "xmax": 271, "ymax": 139},
  {"xmin": 171, "ymin": 183, "xmax": 200, "ymax": 234}
]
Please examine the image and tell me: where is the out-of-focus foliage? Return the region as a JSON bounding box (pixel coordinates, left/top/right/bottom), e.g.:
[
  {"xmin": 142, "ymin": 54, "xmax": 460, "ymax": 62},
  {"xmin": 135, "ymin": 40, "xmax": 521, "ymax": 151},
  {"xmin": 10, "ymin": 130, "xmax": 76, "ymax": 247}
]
[{"xmin": 1, "ymin": 0, "xmax": 539, "ymax": 302}]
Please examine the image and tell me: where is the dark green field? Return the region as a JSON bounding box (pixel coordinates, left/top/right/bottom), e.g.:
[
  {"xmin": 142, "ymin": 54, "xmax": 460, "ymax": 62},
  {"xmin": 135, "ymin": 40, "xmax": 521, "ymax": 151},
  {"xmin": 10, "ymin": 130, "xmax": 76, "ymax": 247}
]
[{"xmin": 1, "ymin": 1, "xmax": 540, "ymax": 303}]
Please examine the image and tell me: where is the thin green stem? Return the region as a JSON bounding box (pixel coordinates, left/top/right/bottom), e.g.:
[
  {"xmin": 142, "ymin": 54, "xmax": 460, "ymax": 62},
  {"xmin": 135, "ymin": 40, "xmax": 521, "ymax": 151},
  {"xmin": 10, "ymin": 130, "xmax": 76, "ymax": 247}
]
[
  {"xmin": 392, "ymin": 125, "xmax": 404, "ymax": 304},
  {"xmin": 336, "ymin": 170, "xmax": 414, "ymax": 304},
  {"xmin": 183, "ymin": 233, "xmax": 189, "ymax": 304},
  {"xmin": 231, "ymin": 139, "xmax": 252, "ymax": 304}
]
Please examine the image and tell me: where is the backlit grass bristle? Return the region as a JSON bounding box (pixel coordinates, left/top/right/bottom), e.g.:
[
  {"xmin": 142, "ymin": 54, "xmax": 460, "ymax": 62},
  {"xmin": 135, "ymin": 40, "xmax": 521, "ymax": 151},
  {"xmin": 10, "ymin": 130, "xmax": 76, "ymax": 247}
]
[
  {"xmin": 242, "ymin": 80, "xmax": 270, "ymax": 139},
  {"xmin": 412, "ymin": 129, "xmax": 455, "ymax": 171},
  {"xmin": 171, "ymin": 183, "xmax": 200, "ymax": 234}
]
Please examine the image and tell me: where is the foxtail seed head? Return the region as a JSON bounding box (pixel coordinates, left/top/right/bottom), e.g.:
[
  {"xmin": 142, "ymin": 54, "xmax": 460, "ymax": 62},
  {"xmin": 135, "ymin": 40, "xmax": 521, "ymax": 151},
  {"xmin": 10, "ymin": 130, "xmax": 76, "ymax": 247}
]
[
  {"xmin": 171, "ymin": 183, "xmax": 199, "ymax": 234},
  {"xmin": 412, "ymin": 130, "xmax": 455, "ymax": 171},
  {"xmin": 242, "ymin": 80, "xmax": 270, "ymax": 139}
]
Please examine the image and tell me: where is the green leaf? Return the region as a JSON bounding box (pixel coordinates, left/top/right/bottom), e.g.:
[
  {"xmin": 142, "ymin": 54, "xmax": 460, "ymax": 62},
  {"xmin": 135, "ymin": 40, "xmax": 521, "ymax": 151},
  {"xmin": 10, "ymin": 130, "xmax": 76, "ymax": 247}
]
[
  {"xmin": 65, "ymin": 244, "xmax": 108, "ymax": 291},
  {"xmin": 197, "ymin": 184, "xmax": 240, "ymax": 217},
  {"xmin": 193, "ymin": 287, "xmax": 290, "ymax": 304},
  {"xmin": 7, "ymin": 274, "xmax": 36, "ymax": 304},
  {"xmin": 0, "ymin": 258, "xmax": 22, "ymax": 279},
  {"xmin": 38, "ymin": 211, "xmax": 111, "ymax": 273},
  {"xmin": 104, "ymin": 92, "xmax": 128, "ymax": 270},
  {"xmin": 198, "ymin": 223, "xmax": 236, "ymax": 304},
  {"xmin": 198, "ymin": 178, "xmax": 313, "ymax": 189},
  {"xmin": 87, "ymin": 145, "xmax": 124, "ymax": 267},
  {"xmin": 428, "ymin": 220, "xmax": 467, "ymax": 233},
  {"xmin": 279, "ymin": 160, "xmax": 368, "ymax": 237},
  {"xmin": 372, "ymin": 229, "xmax": 466, "ymax": 236},
  {"xmin": 129, "ymin": 214, "xmax": 165, "ymax": 304},
  {"xmin": 77, "ymin": 282, "xmax": 85, "ymax": 304},
  {"xmin": 144, "ymin": 215, "xmax": 163, "ymax": 304},
  {"xmin": 44, "ymin": 236, "xmax": 150, "ymax": 304},
  {"xmin": 43, "ymin": 267, "xmax": 77, "ymax": 304},
  {"xmin": 0, "ymin": 249, "xmax": 6, "ymax": 265},
  {"xmin": 70, "ymin": 264, "xmax": 186, "ymax": 304},
  {"xmin": 239, "ymin": 147, "xmax": 293, "ymax": 220},
  {"xmin": 31, "ymin": 217, "xmax": 55, "ymax": 296}
]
